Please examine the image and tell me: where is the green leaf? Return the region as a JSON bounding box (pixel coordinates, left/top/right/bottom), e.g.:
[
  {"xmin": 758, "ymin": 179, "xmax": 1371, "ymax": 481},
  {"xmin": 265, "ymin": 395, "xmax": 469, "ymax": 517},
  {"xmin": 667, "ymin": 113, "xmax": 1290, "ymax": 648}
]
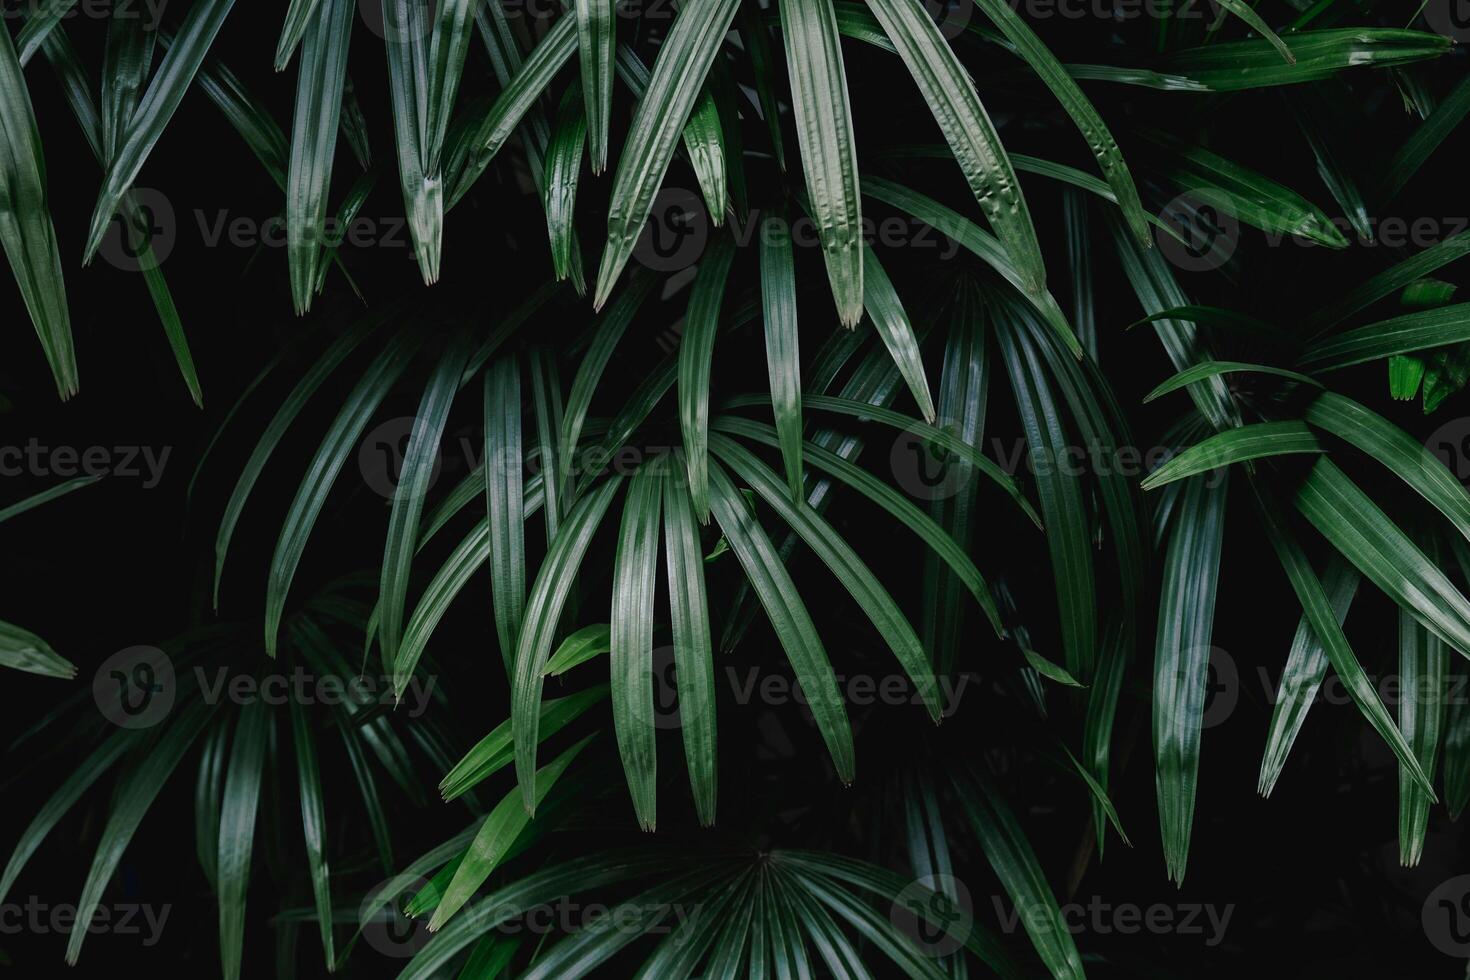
[
  {"xmin": 1300, "ymin": 303, "xmax": 1470, "ymax": 372},
  {"xmin": 711, "ymin": 415, "xmax": 1002, "ymax": 633},
  {"xmin": 678, "ymin": 235, "xmax": 738, "ymax": 521},
  {"xmin": 1398, "ymin": 588, "xmax": 1447, "ymax": 867},
  {"xmin": 1294, "ymin": 457, "xmax": 1470, "ymax": 659},
  {"xmin": 545, "ymin": 85, "xmax": 589, "ymax": 282},
  {"xmin": 429, "ymin": 734, "xmax": 594, "ymax": 930},
  {"xmin": 663, "ymin": 459, "xmax": 718, "ymax": 825},
  {"xmin": 275, "ymin": 0, "xmax": 326, "ymax": 69},
  {"xmin": 759, "ymin": 208, "xmax": 805, "ymax": 500},
  {"xmin": 286, "ymin": 0, "xmax": 354, "ymax": 314},
  {"xmin": 611, "ymin": 462, "xmax": 664, "ymax": 831},
  {"xmin": 594, "ymin": 0, "xmax": 742, "ymax": 309},
  {"xmin": 1145, "ymin": 361, "xmax": 1320, "ymax": 404},
  {"xmin": 707, "ymin": 457, "xmax": 855, "ymax": 781},
  {"xmin": 0, "ymin": 727, "xmax": 132, "ymax": 905},
  {"xmin": 215, "ymin": 312, "xmax": 385, "ymax": 608},
  {"xmin": 862, "ymin": 245, "xmax": 935, "ymax": 423},
  {"xmin": 1157, "ymin": 29, "xmax": 1449, "ymax": 92},
  {"xmin": 1144, "ymin": 129, "xmax": 1347, "ymax": 248},
  {"xmin": 1024, "ymin": 649, "xmax": 1083, "ymax": 687},
  {"xmin": 952, "ymin": 772, "xmax": 1084, "ymax": 979},
  {"xmin": 287, "ymin": 697, "xmax": 335, "ymax": 968},
  {"xmin": 1141, "ymin": 421, "xmax": 1323, "ymax": 491},
  {"xmin": 0, "ymin": 17, "xmax": 76, "ymax": 398},
  {"xmin": 574, "ymin": 0, "xmax": 614, "ymax": 171},
  {"xmin": 713, "ymin": 437, "xmax": 944, "ymax": 724},
  {"xmin": 440, "ymin": 686, "xmax": 607, "ymax": 801},
  {"xmin": 1153, "ymin": 473, "xmax": 1228, "ymax": 885},
  {"xmin": 450, "ymin": 16, "xmax": 576, "ymax": 205},
  {"xmin": 861, "ymin": 176, "xmax": 1078, "ymax": 355},
  {"xmin": 485, "ymin": 354, "xmax": 526, "ymax": 676},
  {"xmin": 1379, "ymin": 73, "xmax": 1470, "ymax": 208},
  {"xmin": 863, "ymin": 0, "xmax": 1044, "ymax": 294},
  {"xmin": 218, "ymin": 700, "xmax": 269, "ymax": 980},
  {"xmin": 1257, "ymin": 555, "xmax": 1359, "ymax": 798},
  {"xmin": 995, "ymin": 318, "xmax": 1094, "ymax": 678},
  {"xmin": 266, "ymin": 327, "xmax": 424, "ymax": 655},
  {"xmin": 544, "ymin": 624, "xmax": 613, "ymax": 676},
  {"xmin": 381, "ymin": 336, "xmax": 471, "ymax": 676},
  {"xmin": 724, "ymin": 391, "xmax": 1038, "ymax": 524},
  {"xmin": 1252, "ymin": 478, "xmax": 1437, "ymax": 800},
  {"xmin": 1304, "ymin": 390, "xmax": 1470, "ymax": 544},
  {"xmin": 83, "ymin": 0, "xmax": 240, "ymax": 264},
  {"xmin": 780, "ymin": 0, "xmax": 864, "ymax": 324},
  {"xmin": 512, "ymin": 478, "xmax": 625, "ymax": 813},
  {"xmin": 970, "ymin": 0, "xmax": 1150, "ymax": 246},
  {"xmin": 1305, "ymin": 230, "xmax": 1470, "ymax": 333},
  {"xmin": 0, "ymin": 474, "xmax": 100, "ymax": 525},
  {"xmin": 67, "ymin": 702, "xmax": 215, "ymax": 965}
]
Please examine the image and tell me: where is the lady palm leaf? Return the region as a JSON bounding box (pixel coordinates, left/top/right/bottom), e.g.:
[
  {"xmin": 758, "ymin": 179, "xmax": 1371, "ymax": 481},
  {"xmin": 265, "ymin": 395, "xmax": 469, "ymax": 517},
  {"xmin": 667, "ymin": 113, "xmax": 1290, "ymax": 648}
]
[
  {"xmin": 594, "ymin": 0, "xmax": 742, "ymax": 309},
  {"xmin": 0, "ymin": 18, "xmax": 75, "ymax": 398},
  {"xmin": 779, "ymin": 0, "xmax": 864, "ymax": 325},
  {"xmin": 863, "ymin": 0, "xmax": 1044, "ymax": 295}
]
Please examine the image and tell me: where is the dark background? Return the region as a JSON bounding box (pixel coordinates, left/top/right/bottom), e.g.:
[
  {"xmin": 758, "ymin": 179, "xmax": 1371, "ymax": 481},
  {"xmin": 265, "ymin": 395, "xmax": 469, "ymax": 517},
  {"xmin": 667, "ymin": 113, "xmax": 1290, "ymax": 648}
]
[{"xmin": 2, "ymin": 2, "xmax": 1469, "ymax": 976}]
